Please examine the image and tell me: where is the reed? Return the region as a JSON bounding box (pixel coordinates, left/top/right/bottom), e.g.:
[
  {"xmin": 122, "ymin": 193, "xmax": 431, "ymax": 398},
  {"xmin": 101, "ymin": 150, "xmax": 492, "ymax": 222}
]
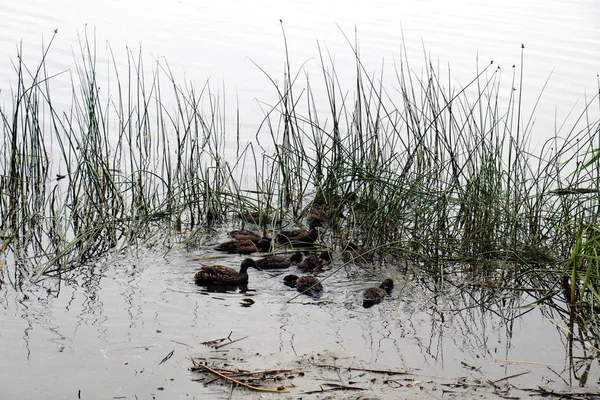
[{"xmin": 0, "ymin": 34, "xmax": 598, "ymax": 295}]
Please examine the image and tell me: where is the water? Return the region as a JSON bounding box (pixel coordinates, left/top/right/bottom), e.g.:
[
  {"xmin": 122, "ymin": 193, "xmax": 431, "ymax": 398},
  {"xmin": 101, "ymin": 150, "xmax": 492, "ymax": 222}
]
[
  {"xmin": 0, "ymin": 244, "xmax": 577, "ymax": 399},
  {"xmin": 1, "ymin": 0, "xmax": 599, "ymax": 398},
  {"xmin": 1, "ymin": 0, "xmax": 598, "ymax": 144}
]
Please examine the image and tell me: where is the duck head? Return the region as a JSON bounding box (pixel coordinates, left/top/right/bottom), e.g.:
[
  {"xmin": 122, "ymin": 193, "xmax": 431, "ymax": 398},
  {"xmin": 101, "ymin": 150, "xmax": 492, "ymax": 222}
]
[{"xmin": 379, "ymin": 278, "xmax": 394, "ymax": 294}]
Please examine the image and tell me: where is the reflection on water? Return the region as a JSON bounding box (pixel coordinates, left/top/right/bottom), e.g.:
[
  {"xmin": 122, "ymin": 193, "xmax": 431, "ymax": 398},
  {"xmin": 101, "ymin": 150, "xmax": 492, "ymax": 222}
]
[
  {"xmin": 196, "ymin": 282, "xmax": 251, "ymax": 295},
  {"xmin": 1, "ymin": 245, "xmax": 596, "ymax": 398}
]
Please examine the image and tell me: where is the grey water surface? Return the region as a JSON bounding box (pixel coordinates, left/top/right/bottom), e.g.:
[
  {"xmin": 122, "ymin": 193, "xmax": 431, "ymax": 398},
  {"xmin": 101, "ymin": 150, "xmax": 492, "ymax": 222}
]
[{"xmin": 0, "ymin": 243, "xmax": 572, "ymax": 399}]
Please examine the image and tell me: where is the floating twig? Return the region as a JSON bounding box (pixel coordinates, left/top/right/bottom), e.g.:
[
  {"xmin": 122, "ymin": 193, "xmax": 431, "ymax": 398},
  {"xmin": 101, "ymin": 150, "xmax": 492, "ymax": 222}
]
[
  {"xmin": 191, "ymin": 365, "xmax": 298, "ymax": 381},
  {"xmin": 315, "ymin": 364, "xmax": 411, "ymax": 375},
  {"xmin": 158, "ymin": 349, "xmax": 174, "ymax": 365},
  {"xmin": 188, "ymin": 255, "xmax": 227, "ymax": 262},
  {"xmin": 215, "ymin": 336, "xmax": 248, "ymax": 349},
  {"xmin": 521, "ymin": 386, "xmax": 600, "ymax": 399},
  {"xmin": 303, "ymin": 383, "xmax": 366, "ymax": 394},
  {"xmin": 226, "ymin": 369, "xmax": 297, "ymax": 377},
  {"xmin": 460, "ymin": 361, "xmax": 480, "ymax": 371},
  {"xmin": 202, "ymin": 331, "xmax": 235, "ymax": 347},
  {"xmin": 494, "ymin": 359, "xmax": 554, "ymax": 366},
  {"xmin": 170, "ymin": 340, "xmax": 192, "ymax": 348},
  {"xmin": 194, "ymin": 362, "xmax": 288, "ymax": 393},
  {"xmin": 489, "ymin": 370, "xmax": 530, "ymax": 384}
]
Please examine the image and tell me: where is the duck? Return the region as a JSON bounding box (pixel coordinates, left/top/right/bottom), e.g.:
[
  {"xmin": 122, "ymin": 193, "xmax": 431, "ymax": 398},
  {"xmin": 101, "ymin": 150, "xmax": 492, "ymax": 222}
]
[
  {"xmin": 214, "ymin": 237, "xmax": 271, "ymax": 254},
  {"xmin": 298, "ymin": 251, "xmax": 332, "ymax": 272},
  {"xmin": 275, "ymin": 222, "xmax": 319, "ymax": 246},
  {"xmin": 342, "ymin": 242, "xmax": 373, "ymax": 263},
  {"xmin": 284, "ymin": 274, "xmax": 323, "ymax": 295},
  {"xmin": 255, "ymin": 252, "xmax": 303, "ymax": 269},
  {"xmin": 306, "ymin": 202, "xmax": 330, "ymax": 228},
  {"xmin": 362, "ymin": 278, "xmax": 394, "ymax": 308},
  {"xmin": 238, "ymin": 211, "xmax": 274, "ymax": 226},
  {"xmin": 214, "ymin": 239, "xmax": 259, "ymax": 254},
  {"xmin": 228, "ymin": 229, "xmax": 263, "ymax": 243},
  {"xmin": 256, "ymin": 255, "xmax": 291, "ymax": 269},
  {"xmin": 194, "ymin": 258, "xmax": 260, "ymax": 285}
]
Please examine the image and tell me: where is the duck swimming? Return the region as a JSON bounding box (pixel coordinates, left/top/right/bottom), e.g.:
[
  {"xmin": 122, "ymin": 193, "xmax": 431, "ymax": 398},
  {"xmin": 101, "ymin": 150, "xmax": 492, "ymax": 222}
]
[
  {"xmin": 255, "ymin": 254, "xmax": 294, "ymax": 269},
  {"xmin": 194, "ymin": 258, "xmax": 259, "ymax": 285},
  {"xmin": 275, "ymin": 223, "xmax": 318, "ymax": 246},
  {"xmin": 214, "ymin": 238, "xmax": 271, "ymax": 254},
  {"xmin": 284, "ymin": 274, "xmax": 323, "ymax": 295},
  {"xmin": 228, "ymin": 229, "xmax": 262, "ymax": 243},
  {"xmin": 362, "ymin": 278, "xmax": 394, "ymax": 308},
  {"xmin": 298, "ymin": 251, "xmax": 332, "ymax": 272}
]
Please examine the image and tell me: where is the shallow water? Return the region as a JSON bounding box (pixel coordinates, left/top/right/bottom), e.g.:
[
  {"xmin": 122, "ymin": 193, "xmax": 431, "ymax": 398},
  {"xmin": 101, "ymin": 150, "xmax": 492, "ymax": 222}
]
[{"xmin": 0, "ymin": 238, "xmax": 588, "ymax": 398}]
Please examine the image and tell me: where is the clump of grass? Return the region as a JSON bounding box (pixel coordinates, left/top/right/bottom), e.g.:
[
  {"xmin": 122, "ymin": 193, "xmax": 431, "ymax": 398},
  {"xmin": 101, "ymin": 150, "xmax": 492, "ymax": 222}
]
[
  {"xmin": 0, "ymin": 33, "xmax": 252, "ymax": 282},
  {"xmin": 259, "ymin": 36, "xmax": 600, "ymax": 265},
  {"xmin": 0, "ymin": 31, "xmax": 598, "ymax": 296}
]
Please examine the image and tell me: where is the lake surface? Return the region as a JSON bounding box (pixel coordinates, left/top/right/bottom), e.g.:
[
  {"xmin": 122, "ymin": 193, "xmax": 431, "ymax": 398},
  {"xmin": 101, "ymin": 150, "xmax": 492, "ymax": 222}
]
[
  {"xmin": 0, "ymin": 243, "xmax": 576, "ymax": 399},
  {"xmin": 1, "ymin": 0, "xmax": 598, "ymax": 146},
  {"xmin": 1, "ymin": 0, "xmax": 599, "ymax": 398}
]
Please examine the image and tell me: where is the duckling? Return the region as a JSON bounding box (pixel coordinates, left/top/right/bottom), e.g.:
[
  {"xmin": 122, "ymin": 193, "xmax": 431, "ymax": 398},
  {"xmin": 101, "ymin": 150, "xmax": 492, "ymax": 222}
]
[
  {"xmin": 298, "ymin": 251, "xmax": 332, "ymax": 272},
  {"xmin": 194, "ymin": 258, "xmax": 259, "ymax": 285},
  {"xmin": 284, "ymin": 274, "xmax": 323, "ymax": 295},
  {"xmin": 362, "ymin": 278, "xmax": 394, "ymax": 308},
  {"xmin": 290, "ymin": 252, "xmax": 304, "ymax": 263}
]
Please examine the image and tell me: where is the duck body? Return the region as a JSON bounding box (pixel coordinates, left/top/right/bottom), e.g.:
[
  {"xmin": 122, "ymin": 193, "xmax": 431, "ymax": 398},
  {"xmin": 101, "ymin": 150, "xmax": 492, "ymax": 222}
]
[
  {"xmin": 214, "ymin": 239, "xmax": 257, "ymax": 254},
  {"xmin": 343, "ymin": 242, "xmax": 373, "ymax": 263},
  {"xmin": 256, "ymin": 255, "xmax": 293, "ymax": 269},
  {"xmin": 284, "ymin": 274, "xmax": 323, "ymax": 295},
  {"xmin": 228, "ymin": 229, "xmax": 262, "ymax": 243},
  {"xmin": 362, "ymin": 278, "xmax": 394, "ymax": 308},
  {"xmin": 276, "ymin": 227, "xmax": 318, "ymax": 246},
  {"xmin": 215, "ymin": 239, "xmax": 264, "ymax": 254},
  {"xmin": 194, "ymin": 259, "xmax": 258, "ymax": 285},
  {"xmin": 298, "ymin": 251, "xmax": 332, "ymax": 272},
  {"xmin": 238, "ymin": 211, "xmax": 275, "ymax": 226},
  {"xmin": 307, "ymin": 203, "xmax": 330, "ymax": 228},
  {"xmin": 362, "ymin": 287, "xmax": 388, "ymax": 307}
]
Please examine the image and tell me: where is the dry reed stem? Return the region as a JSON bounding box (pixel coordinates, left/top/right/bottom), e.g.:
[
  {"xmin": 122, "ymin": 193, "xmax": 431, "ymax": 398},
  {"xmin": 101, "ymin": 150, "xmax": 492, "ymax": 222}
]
[{"xmin": 193, "ymin": 361, "xmax": 289, "ymax": 393}]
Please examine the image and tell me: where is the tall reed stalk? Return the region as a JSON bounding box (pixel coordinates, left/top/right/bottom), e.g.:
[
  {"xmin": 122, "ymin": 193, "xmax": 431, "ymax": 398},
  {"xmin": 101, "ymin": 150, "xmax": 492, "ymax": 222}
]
[{"xmin": 0, "ymin": 34, "xmax": 598, "ymax": 291}]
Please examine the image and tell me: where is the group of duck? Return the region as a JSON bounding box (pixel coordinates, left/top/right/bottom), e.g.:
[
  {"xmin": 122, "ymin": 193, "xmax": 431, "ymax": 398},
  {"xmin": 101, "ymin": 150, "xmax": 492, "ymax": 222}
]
[{"xmin": 193, "ymin": 226, "xmax": 394, "ymax": 308}]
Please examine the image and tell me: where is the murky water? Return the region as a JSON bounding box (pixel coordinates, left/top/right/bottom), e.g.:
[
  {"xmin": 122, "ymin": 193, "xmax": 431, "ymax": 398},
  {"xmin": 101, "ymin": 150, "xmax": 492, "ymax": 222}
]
[{"xmin": 0, "ymin": 237, "xmax": 587, "ymax": 398}]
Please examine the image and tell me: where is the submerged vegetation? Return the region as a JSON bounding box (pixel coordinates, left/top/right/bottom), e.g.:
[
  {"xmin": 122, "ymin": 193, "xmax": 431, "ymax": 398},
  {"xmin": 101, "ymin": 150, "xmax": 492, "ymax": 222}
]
[{"xmin": 1, "ymin": 30, "xmax": 600, "ymax": 368}]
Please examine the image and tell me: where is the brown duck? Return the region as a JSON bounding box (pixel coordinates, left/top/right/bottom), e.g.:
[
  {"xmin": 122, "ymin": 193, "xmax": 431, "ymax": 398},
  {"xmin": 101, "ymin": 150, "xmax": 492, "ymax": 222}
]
[
  {"xmin": 228, "ymin": 229, "xmax": 262, "ymax": 243},
  {"xmin": 275, "ymin": 224, "xmax": 318, "ymax": 246},
  {"xmin": 362, "ymin": 278, "xmax": 394, "ymax": 308},
  {"xmin": 298, "ymin": 251, "xmax": 332, "ymax": 272},
  {"xmin": 194, "ymin": 258, "xmax": 259, "ymax": 285},
  {"xmin": 306, "ymin": 202, "xmax": 330, "ymax": 228},
  {"xmin": 214, "ymin": 238, "xmax": 271, "ymax": 254},
  {"xmin": 284, "ymin": 274, "xmax": 323, "ymax": 295},
  {"xmin": 238, "ymin": 211, "xmax": 274, "ymax": 226},
  {"xmin": 255, "ymin": 252, "xmax": 302, "ymax": 269},
  {"xmin": 342, "ymin": 242, "xmax": 373, "ymax": 263}
]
